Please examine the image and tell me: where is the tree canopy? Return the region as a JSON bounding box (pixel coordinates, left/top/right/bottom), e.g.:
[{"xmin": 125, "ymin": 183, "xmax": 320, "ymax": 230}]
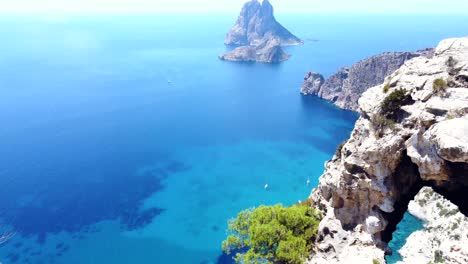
[{"xmin": 222, "ymin": 204, "xmax": 321, "ymax": 264}]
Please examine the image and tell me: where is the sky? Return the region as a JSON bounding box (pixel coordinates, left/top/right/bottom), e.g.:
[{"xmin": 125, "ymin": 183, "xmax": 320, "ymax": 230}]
[{"xmin": 1, "ymin": 0, "xmax": 468, "ymax": 14}]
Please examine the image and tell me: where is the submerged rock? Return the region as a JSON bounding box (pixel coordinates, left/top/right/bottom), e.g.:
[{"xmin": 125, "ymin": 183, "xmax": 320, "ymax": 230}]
[
  {"xmin": 301, "ymin": 48, "xmax": 434, "ymax": 111},
  {"xmin": 307, "ymin": 37, "xmax": 468, "ymax": 263}
]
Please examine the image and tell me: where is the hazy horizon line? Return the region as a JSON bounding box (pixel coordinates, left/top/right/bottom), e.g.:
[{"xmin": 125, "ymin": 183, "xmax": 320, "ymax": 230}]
[{"xmin": 1, "ymin": 11, "xmax": 468, "ymax": 16}]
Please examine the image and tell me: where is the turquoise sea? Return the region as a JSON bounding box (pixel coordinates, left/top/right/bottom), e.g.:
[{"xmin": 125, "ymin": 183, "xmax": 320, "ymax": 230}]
[{"xmin": 0, "ymin": 14, "xmax": 466, "ymax": 263}]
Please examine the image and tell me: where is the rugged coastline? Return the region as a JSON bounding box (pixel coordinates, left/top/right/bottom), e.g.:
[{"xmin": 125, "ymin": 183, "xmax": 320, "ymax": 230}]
[
  {"xmin": 307, "ymin": 37, "xmax": 468, "ymax": 263},
  {"xmin": 301, "ymin": 49, "xmax": 434, "ymax": 110}
]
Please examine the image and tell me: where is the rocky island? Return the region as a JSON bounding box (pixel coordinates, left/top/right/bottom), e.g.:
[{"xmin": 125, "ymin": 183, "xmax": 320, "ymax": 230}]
[
  {"xmin": 301, "ymin": 49, "xmax": 434, "ymax": 110},
  {"xmin": 219, "ymin": 0, "xmax": 302, "ymax": 63},
  {"xmin": 308, "ymin": 36, "xmax": 468, "ymax": 263}
]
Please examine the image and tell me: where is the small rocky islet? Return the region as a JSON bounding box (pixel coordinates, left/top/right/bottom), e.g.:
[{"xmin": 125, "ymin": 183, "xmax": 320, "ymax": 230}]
[{"xmin": 219, "ymin": 0, "xmax": 302, "ymax": 63}]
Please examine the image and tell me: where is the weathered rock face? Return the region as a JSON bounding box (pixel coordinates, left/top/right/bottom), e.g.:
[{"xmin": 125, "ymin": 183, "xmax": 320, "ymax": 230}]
[
  {"xmin": 301, "ymin": 49, "xmax": 434, "ymax": 111},
  {"xmin": 399, "ymin": 187, "xmax": 468, "ymax": 264},
  {"xmin": 219, "ymin": 38, "xmax": 289, "ymax": 63},
  {"xmin": 225, "ymin": 0, "xmax": 302, "ymax": 47},
  {"xmin": 307, "ymin": 37, "xmax": 468, "ymax": 263}
]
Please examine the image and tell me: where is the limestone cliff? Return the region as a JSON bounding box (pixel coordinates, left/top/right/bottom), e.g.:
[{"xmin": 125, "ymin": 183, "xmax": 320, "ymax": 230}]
[
  {"xmin": 224, "ymin": 0, "xmax": 302, "ymax": 47},
  {"xmin": 301, "ymin": 49, "xmax": 434, "ymax": 111},
  {"xmin": 307, "ymin": 37, "xmax": 468, "ymax": 263}
]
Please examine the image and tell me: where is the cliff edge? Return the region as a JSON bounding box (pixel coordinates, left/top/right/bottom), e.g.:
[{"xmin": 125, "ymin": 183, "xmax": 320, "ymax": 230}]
[{"xmin": 308, "ymin": 37, "xmax": 468, "ymax": 263}]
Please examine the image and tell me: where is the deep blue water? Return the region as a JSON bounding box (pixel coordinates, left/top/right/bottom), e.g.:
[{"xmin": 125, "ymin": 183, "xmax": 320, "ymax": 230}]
[{"xmin": 0, "ymin": 14, "xmax": 466, "ymax": 263}]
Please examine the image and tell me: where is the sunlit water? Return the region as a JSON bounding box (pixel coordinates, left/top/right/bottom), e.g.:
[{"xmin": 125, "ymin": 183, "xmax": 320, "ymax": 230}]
[
  {"xmin": 0, "ymin": 14, "xmax": 466, "ymax": 263},
  {"xmin": 386, "ymin": 213, "xmax": 425, "ymax": 264}
]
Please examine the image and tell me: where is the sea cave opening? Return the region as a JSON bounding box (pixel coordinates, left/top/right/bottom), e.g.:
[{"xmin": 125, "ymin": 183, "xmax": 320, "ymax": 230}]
[{"xmin": 380, "ymin": 153, "xmax": 468, "ymax": 261}]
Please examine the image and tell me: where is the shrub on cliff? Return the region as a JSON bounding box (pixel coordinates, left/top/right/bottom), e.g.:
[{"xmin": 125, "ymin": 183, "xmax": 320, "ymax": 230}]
[
  {"xmin": 222, "ymin": 204, "xmax": 321, "ymax": 264},
  {"xmin": 383, "ymin": 82, "xmax": 391, "ymax": 93},
  {"xmin": 371, "ymin": 114, "xmax": 395, "ymax": 138},
  {"xmin": 334, "ymin": 141, "xmax": 347, "ymax": 158},
  {"xmin": 380, "ymin": 88, "xmax": 411, "ymax": 120},
  {"xmin": 433, "ymin": 78, "xmax": 447, "ymax": 96}
]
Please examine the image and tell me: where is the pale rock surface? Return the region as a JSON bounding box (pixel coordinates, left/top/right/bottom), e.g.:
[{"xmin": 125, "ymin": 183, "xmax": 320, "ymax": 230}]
[
  {"xmin": 397, "ymin": 187, "xmax": 468, "ymax": 264},
  {"xmin": 307, "ymin": 37, "xmax": 468, "ymax": 264}
]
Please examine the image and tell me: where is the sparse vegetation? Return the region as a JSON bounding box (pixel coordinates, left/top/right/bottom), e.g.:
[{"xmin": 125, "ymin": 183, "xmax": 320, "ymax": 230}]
[
  {"xmin": 222, "ymin": 204, "xmax": 321, "ymax": 264},
  {"xmin": 439, "ymin": 207, "xmax": 458, "ymax": 217},
  {"xmin": 383, "ymin": 82, "xmax": 391, "ymax": 93},
  {"xmin": 433, "ymin": 78, "xmax": 447, "ymax": 96},
  {"xmin": 372, "ymin": 259, "xmax": 380, "ymax": 264},
  {"xmin": 371, "ymin": 114, "xmax": 395, "ymax": 138},
  {"xmin": 434, "ymin": 250, "xmax": 444, "ymax": 263},
  {"xmin": 446, "ymin": 56, "xmax": 459, "ymax": 75},
  {"xmin": 446, "ymin": 56, "xmax": 457, "ymax": 68},
  {"xmin": 418, "ymin": 198, "xmax": 426, "ymax": 207},
  {"xmin": 380, "ymin": 88, "xmax": 411, "ymax": 120},
  {"xmin": 439, "ymin": 208, "xmax": 449, "ymax": 216},
  {"xmin": 335, "ymin": 141, "xmax": 346, "ymax": 157},
  {"xmin": 446, "ymin": 109, "xmax": 465, "ymax": 120},
  {"xmin": 451, "ymin": 222, "xmax": 459, "ymax": 231},
  {"xmin": 299, "ymin": 198, "xmax": 315, "ymax": 207}
]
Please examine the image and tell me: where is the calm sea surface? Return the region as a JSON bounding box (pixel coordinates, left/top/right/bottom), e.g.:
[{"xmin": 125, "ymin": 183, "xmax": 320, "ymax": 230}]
[{"xmin": 0, "ymin": 14, "xmax": 466, "ymax": 263}]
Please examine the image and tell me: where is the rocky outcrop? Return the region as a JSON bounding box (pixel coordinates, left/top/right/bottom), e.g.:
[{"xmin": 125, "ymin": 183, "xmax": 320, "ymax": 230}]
[
  {"xmin": 301, "ymin": 49, "xmax": 434, "ymax": 111},
  {"xmin": 397, "ymin": 187, "xmax": 468, "ymax": 264},
  {"xmin": 307, "ymin": 37, "xmax": 468, "ymax": 263},
  {"xmin": 219, "ymin": 38, "xmax": 289, "ymax": 63},
  {"xmin": 220, "ymin": 0, "xmax": 301, "ymax": 63},
  {"xmin": 224, "ymin": 0, "xmax": 302, "ymax": 47}
]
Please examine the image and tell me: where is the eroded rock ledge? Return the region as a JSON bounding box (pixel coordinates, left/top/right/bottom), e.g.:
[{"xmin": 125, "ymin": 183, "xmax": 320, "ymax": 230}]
[
  {"xmin": 301, "ymin": 49, "xmax": 434, "ymax": 111},
  {"xmin": 308, "ymin": 37, "xmax": 468, "ymax": 263}
]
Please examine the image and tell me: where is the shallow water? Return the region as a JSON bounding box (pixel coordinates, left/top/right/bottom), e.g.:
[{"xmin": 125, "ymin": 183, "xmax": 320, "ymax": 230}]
[
  {"xmin": 386, "ymin": 213, "xmax": 425, "ymax": 264},
  {"xmin": 0, "ymin": 14, "xmax": 466, "ymax": 263}
]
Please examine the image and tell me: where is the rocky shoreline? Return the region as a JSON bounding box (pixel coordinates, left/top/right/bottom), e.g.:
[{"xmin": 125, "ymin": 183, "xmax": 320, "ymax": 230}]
[{"xmin": 301, "ymin": 49, "xmax": 434, "ymax": 110}]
